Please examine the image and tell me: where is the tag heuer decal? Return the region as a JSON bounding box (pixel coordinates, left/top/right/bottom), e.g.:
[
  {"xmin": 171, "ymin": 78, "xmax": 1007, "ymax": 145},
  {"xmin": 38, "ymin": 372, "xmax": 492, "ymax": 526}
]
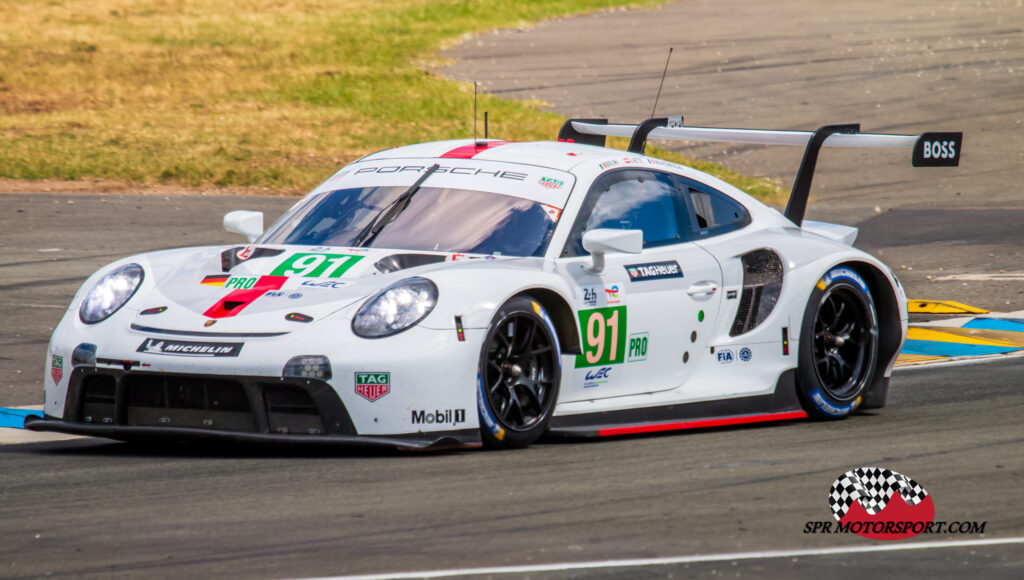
[
  {"xmin": 355, "ymin": 372, "xmax": 390, "ymax": 402},
  {"xmin": 625, "ymin": 261, "xmax": 683, "ymax": 281},
  {"xmin": 51, "ymin": 355, "xmax": 64, "ymax": 384}
]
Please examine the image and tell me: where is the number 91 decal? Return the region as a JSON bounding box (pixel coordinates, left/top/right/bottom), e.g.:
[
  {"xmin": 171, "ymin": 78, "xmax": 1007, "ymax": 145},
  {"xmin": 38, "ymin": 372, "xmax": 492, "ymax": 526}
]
[
  {"xmin": 271, "ymin": 253, "xmax": 364, "ymax": 278},
  {"xmin": 575, "ymin": 306, "xmax": 628, "ymax": 368}
]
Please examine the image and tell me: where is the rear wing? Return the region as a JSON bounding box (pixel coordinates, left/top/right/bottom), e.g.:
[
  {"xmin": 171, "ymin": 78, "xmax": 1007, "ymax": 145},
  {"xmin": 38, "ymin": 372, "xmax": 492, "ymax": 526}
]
[{"xmin": 557, "ymin": 117, "xmax": 962, "ymax": 227}]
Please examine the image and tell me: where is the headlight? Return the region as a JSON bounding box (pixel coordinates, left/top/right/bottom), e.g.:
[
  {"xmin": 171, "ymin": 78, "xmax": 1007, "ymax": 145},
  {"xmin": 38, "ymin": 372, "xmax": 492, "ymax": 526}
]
[
  {"xmin": 79, "ymin": 264, "xmax": 144, "ymax": 324},
  {"xmin": 352, "ymin": 277, "xmax": 437, "ymax": 338}
]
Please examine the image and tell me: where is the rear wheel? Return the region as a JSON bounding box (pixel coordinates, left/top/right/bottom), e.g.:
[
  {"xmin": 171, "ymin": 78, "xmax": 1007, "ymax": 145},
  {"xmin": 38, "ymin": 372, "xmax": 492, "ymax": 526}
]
[
  {"xmin": 477, "ymin": 295, "xmax": 561, "ymax": 449},
  {"xmin": 797, "ymin": 267, "xmax": 878, "ymax": 419}
]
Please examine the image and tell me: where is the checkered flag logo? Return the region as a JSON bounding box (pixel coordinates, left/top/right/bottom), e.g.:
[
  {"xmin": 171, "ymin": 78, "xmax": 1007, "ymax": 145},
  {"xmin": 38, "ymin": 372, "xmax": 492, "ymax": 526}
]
[{"xmin": 828, "ymin": 467, "xmax": 929, "ymax": 521}]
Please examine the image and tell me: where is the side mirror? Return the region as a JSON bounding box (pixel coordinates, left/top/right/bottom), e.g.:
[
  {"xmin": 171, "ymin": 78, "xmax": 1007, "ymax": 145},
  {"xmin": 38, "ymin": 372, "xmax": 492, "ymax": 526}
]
[
  {"xmin": 581, "ymin": 228, "xmax": 643, "ymax": 274},
  {"xmin": 223, "ymin": 210, "xmax": 264, "ymax": 242}
]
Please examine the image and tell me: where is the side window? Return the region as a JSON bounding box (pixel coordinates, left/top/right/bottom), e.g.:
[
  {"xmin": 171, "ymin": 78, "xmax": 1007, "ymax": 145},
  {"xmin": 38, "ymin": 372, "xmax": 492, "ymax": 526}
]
[
  {"xmin": 564, "ymin": 170, "xmax": 689, "ymax": 257},
  {"xmin": 683, "ymin": 180, "xmax": 751, "ymax": 237}
]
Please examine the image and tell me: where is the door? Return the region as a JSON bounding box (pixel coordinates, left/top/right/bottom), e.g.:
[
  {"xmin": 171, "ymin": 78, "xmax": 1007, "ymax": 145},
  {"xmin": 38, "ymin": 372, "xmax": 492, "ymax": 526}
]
[{"xmin": 557, "ymin": 169, "xmax": 724, "ymax": 402}]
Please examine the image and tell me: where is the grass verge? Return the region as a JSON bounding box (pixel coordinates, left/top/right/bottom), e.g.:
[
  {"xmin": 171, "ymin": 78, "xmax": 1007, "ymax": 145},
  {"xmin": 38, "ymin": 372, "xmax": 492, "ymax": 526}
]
[{"xmin": 0, "ymin": 0, "xmax": 783, "ymax": 200}]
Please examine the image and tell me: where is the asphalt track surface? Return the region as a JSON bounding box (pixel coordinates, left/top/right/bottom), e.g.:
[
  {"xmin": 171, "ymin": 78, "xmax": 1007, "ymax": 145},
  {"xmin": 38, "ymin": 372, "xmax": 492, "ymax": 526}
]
[{"xmin": 2, "ymin": 0, "xmax": 1023, "ymax": 578}]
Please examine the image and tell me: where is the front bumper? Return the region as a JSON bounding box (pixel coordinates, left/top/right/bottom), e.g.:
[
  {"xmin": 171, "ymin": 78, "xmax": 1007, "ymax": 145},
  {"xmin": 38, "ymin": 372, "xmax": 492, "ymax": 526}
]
[{"xmin": 28, "ymin": 367, "xmax": 479, "ymax": 450}]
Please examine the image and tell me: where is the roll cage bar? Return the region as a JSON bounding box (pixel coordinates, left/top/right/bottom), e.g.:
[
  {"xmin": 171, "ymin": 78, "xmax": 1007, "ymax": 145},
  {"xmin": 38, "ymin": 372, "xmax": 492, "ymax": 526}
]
[{"xmin": 557, "ymin": 116, "xmax": 962, "ymax": 227}]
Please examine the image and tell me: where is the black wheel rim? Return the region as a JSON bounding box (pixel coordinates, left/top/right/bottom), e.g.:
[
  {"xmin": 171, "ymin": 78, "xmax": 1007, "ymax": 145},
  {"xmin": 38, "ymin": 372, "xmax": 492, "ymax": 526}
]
[
  {"xmin": 812, "ymin": 286, "xmax": 875, "ymax": 400},
  {"xmin": 483, "ymin": 313, "xmax": 557, "ymax": 432}
]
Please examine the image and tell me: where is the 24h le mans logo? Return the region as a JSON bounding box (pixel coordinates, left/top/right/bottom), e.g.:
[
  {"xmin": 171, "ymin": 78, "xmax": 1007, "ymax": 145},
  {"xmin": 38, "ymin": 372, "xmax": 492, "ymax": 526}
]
[{"xmin": 828, "ymin": 467, "xmax": 934, "ymax": 540}]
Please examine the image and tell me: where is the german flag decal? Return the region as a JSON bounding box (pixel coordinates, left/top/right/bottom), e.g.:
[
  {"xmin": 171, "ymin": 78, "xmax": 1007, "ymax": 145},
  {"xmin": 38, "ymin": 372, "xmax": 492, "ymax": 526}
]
[{"xmin": 201, "ymin": 274, "xmax": 230, "ymax": 287}]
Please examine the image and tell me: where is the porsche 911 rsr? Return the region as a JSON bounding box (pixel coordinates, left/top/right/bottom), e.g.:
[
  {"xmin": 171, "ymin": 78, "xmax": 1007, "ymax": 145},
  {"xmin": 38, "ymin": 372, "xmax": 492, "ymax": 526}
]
[{"xmin": 27, "ymin": 117, "xmax": 962, "ymax": 449}]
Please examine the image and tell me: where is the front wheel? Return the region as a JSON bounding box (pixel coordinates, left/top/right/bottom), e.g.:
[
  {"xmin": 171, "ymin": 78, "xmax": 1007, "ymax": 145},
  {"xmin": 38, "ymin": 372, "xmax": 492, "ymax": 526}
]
[
  {"xmin": 477, "ymin": 295, "xmax": 561, "ymax": 449},
  {"xmin": 796, "ymin": 267, "xmax": 879, "ymax": 419}
]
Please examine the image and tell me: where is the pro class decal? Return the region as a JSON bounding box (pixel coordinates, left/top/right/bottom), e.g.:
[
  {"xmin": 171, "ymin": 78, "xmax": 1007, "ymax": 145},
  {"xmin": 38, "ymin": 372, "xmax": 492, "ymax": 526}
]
[
  {"xmin": 625, "ymin": 261, "xmax": 683, "ymax": 282},
  {"xmin": 271, "ymin": 253, "xmax": 364, "ymax": 278},
  {"xmin": 355, "ymin": 372, "xmax": 390, "ymax": 402},
  {"xmin": 204, "ymin": 275, "xmax": 287, "ymax": 319},
  {"xmin": 576, "ymin": 306, "xmax": 627, "ymax": 368},
  {"xmin": 627, "ymin": 332, "xmax": 648, "ymax": 362},
  {"xmin": 136, "ymin": 338, "xmax": 243, "ymax": 357}
]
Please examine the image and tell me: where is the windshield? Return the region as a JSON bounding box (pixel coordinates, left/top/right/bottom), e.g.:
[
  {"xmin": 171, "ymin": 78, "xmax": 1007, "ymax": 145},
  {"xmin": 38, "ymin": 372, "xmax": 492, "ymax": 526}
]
[{"xmin": 259, "ymin": 186, "xmax": 559, "ymax": 257}]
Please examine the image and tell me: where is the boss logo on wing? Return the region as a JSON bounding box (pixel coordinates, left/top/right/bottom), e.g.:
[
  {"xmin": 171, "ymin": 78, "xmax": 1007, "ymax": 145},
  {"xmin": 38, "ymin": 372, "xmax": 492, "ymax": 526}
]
[
  {"xmin": 922, "ymin": 141, "xmax": 955, "ymax": 159},
  {"xmin": 912, "ymin": 132, "xmax": 962, "ymax": 167}
]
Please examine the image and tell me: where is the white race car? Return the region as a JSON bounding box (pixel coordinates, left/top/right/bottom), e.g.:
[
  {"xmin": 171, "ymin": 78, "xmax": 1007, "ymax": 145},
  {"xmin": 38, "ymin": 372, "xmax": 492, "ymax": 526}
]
[{"xmin": 27, "ymin": 117, "xmax": 962, "ymax": 449}]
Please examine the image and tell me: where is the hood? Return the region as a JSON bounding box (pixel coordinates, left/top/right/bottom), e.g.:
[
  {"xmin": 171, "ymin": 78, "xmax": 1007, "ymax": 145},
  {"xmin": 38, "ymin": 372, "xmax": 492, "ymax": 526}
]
[{"xmin": 130, "ymin": 244, "xmax": 491, "ymax": 334}]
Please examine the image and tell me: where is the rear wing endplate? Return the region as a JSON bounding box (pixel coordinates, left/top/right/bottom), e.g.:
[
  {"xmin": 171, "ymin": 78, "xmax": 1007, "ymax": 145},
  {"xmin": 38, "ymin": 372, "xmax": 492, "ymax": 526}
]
[{"xmin": 557, "ymin": 117, "xmax": 963, "ymax": 226}]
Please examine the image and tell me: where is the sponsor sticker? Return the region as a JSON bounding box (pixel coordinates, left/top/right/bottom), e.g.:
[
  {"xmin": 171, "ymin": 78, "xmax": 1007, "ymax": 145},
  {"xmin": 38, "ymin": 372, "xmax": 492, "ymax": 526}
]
[
  {"xmin": 603, "ymin": 283, "xmax": 623, "ymax": 305},
  {"xmin": 355, "ymin": 372, "xmax": 390, "ymax": 402},
  {"xmin": 538, "ymin": 176, "xmax": 564, "ymax": 189},
  {"xmin": 300, "ymin": 280, "xmax": 347, "ymax": 289},
  {"xmin": 582, "ymin": 366, "xmax": 612, "ymax": 388},
  {"xmin": 716, "ymin": 349, "xmax": 734, "ymax": 364},
  {"xmin": 625, "ymin": 261, "xmax": 683, "ymax": 282},
  {"xmin": 477, "ymin": 373, "xmax": 506, "ymax": 440},
  {"xmin": 237, "ymin": 246, "xmax": 255, "ymax": 260},
  {"xmin": 51, "ymin": 355, "xmax": 63, "ymax": 384},
  {"xmin": 809, "ymin": 388, "xmax": 854, "ymax": 417},
  {"xmin": 739, "ymin": 347, "xmax": 752, "ymax": 362},
  {"xmin": 136, "ymin": 338, "xmax": 242, "ymax": 357},
  {"xmin": 411, "ymin": 409, "xmax": 466, "ymax": 426},
  {"xmin": 627, "ymin": 332, "xmax": 649, "ymax": 362},
  {"xmin": 540, "ymin": 203, "xmax": 563, "ymax": 222}
]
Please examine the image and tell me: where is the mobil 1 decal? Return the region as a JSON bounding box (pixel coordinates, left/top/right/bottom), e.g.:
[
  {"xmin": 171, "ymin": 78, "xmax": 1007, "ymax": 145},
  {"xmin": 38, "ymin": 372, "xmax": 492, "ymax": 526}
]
[
  {"xmin": 271, "ymin": 253, "xmax": 364, "ymax": 278},
  {"xmin": 575, "ymin": 306, "xmax": 627, "ymax": 368},
  {"xmin": 625, "ymin": 260, "xmax": 683, "ymax": 282}
]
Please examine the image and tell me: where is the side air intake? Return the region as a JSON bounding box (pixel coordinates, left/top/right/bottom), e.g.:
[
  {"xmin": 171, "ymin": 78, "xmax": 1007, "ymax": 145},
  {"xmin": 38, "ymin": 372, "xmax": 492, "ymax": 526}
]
[{"xmin": 730, "ymin": 249, "xmax": 784, "ymax": 336}]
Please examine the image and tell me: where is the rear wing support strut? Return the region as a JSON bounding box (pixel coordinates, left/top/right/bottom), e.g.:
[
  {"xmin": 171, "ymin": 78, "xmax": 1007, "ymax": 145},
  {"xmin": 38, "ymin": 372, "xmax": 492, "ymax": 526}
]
[
  {"xmin": 557, "ymin": 117, "xmax": 962, "ymax": 227},
  {"xmin": 784, "ymin": 124, "xmax": 859, "ymax": 227}
]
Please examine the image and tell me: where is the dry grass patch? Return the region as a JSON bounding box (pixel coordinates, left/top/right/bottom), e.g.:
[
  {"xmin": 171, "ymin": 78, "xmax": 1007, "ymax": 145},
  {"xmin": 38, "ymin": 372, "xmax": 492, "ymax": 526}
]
[{"xmin": 0, "ymin": 0, "xmax": 783, "ymax": 201}]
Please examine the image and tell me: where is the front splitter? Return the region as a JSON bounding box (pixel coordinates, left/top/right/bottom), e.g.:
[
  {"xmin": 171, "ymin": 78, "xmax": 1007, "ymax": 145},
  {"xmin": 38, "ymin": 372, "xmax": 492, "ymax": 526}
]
[{"xmin": 24, "ymin": 416, "xmax": 481, "ymax": 451}]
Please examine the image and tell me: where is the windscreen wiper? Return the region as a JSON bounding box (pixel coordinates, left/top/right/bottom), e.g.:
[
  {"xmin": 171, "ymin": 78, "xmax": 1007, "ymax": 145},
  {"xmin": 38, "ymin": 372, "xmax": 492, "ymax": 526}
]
[{"xmin": 352, "ymin": 163, "xmax": 441, "ymax": 248}]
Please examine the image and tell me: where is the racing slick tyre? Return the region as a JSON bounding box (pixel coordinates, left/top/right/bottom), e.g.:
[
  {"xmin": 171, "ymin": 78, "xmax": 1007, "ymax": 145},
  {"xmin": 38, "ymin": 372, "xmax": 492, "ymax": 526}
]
[
  {"xmin": 796, "ymin": 266, "xmax": 879, "ymax": 420},
  {"xmin": 477, "ymin": 295, "xmax": 561, "ymax": 449}
]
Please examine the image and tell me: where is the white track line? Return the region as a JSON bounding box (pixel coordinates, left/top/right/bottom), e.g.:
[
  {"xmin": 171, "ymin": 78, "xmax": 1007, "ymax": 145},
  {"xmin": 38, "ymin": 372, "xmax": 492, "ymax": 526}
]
[{"xmin": 299, "ymin": 537, "xmax": 1024, "ymax": 580}]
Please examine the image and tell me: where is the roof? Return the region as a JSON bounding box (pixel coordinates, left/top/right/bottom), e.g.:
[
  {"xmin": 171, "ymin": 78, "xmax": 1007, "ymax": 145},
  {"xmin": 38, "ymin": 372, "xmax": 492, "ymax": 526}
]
[{"xmin": 357, "ymin": 139, "xmax": 615, "ymax": 173}]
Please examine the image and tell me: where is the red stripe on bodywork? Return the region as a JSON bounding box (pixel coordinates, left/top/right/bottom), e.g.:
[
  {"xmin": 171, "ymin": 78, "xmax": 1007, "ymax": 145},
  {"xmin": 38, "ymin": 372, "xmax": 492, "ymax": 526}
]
[
  {"xmin": 597, "ymin": 410, "xmax": 807, "ymax": 437},
  {"xmin": 440, "ymin": 141, "xmax": 509, "ymax": 159},
  {"xmin": 203, "ymin": 275, "xmax": 288, "ymax": 319}
]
